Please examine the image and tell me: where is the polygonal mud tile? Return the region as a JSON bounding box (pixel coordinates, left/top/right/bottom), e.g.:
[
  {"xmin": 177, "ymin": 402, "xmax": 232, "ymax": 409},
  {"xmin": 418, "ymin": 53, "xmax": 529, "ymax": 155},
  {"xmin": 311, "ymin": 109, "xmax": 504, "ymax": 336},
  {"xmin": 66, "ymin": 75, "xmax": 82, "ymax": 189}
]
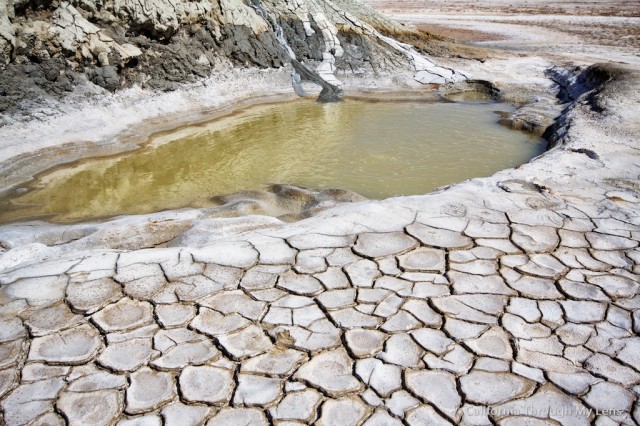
[
  {"xmin": 316, "ymin": 289, "xmax": 356, "ymax": 310},
  {"xmin": 0, "ymin": 368, "xmax": 17, "ymax": 398},
  {"xmin": 21, "ymin": 305, "xmax": 89, "ymax": 340},
  {"xmin": 3, "ymin": 275, "xmax": 68, "ymax": 306},
  {"xmin": 57, "ymin": 390, "xmax": 121, "ymax": 426},
  {"xmin": 364, "ymin": 409, "xmax": 403, "ymax": 426},
  {"xmin": 28, "ymin": 324, "xmax": 102, "ymax": 365},
  {"xmin": 269, "ymin": 389, "xmax": 323, "ymax": 422},
  {"xmin": 294, "ymin": 348, "xmax": 363, "ymax": 397},
  {"xmin": 0, "ymin": 340, "xmax": 24, "ymax": 369},
  {"xmin": 188, "ymin": 241, "xmax": 258, "ymax": 268},
  {"xmin": 152, "ymin": 340, "xmax": 219, "ymax": 370},
  {"xmin": 217, "ymin": 324, "xmax": 273, "ymax": 360},
  {"xmin": 294, "ymin": 249, "xmax": 330, "ymax": 274},
  {"xmin": 406, "ymin": 223, "xmax": 472, "ymax": 249},
  {"xmin": 287, "ymin": 234, "xmax": 354, "ymax": 250},
  {"xmin": 98, "ymin": 338, "xmax": 158, "ymax": 372},
  {"xmin": 0, "ymin": 317, "xmax": 26, "ymax": 343},
  {"xmin": 67, "ymin": 368, "xmax": 127, "ymax": 392},
  {"xmin": 405, "ymin": 405, "xmax": 451, "ymax": 426},
  {"xmin": 190, "ymin": 308, "xmax": 249, "ymax": 336},
  {"xmin": 585, "ymin": 353, "xmax": 640, "ymax": 386},
  {"xmin": 356, "ymin": 358, "xmax": 402, "ymax": 397},
  {"xmin": 405, "ymin": 370, "xmax": 461, "ymax": 421},
  {"xmin": 179, "ymin": 365, "xmax": 234, "ymax": 405},
  {"xmin": 465, "ymin": 326, "xmax": 513, "ymax": 360},
  {"xmin": 277, "ymin": 272, "xmax": 324, "ymax": 296},
  {"xmin": 385, "ymin": 390, "xmax": 420, "ymax": 417},
  {"xmin": 21, "ymin": 363, "xmax": 68, "ymax": 382},
  {"xmin": 0, "ymin": 379, "xmax": 65, "ymax": 426},
  {"xmin": 450, "ymin": 272, "xmax": 515, "ymax": 295},
  {"xmin": 161, "ymin": 402, "xmax": 211, "ymax": 426},
  {"xmin": 512, "ymin": 225, "xmax": 560, "ymax": 253},
  {"xmin": 423, "ymin": 344, "xmax": 473, "ymax": 374},
  {"xmin": 460, "ymin": 371, "xmax": 536, "ymax": 405},
  {"xmin": 345, "ymin": 329, "xmax": 386, "ymax": 359},
  {"xmin": 378, "ymin": 333, "xmax": 423, "ymax": 368},
  {"xmin": 397, "ymin": 248, "xmax": 445, "ymax": 273},
  {"xmin": 353, "ymin": 232, "xmax": 418, "ymax": 258},
  {"xmin": 125, "ymin": 367, "xmax": 175, "ymax": 414},
  {"xmin": 560, "ymin": 300, "xmax": 607, "ymax": 323},
  {"xmin": 345, "ymin": 259, "xmax": 380, "ymax": 288},
  {"xmin": 66, "ymin": 278, "xmax": 123, "ymax": 314},
  {"xmin": 92, "ymin": 298, "xmax": 154, "ymax": 333},
  {"xmin": 155, "ymin": 304, "xmax": 196, "ymax": 328},
  {"xmin": 411, "ymin": 328, "xmax": 454, "ymax": 355},
  {"xmin": 241, "ymin": 348, "xmax": 307, "ymax": 376},
  {"xmin": 233, "ymin": 374, "xmax": 282, "ymax": 406},
  {"xmin": 206, "ymin": 408, "xmax": 268, "ymax": 425},
  {"xmin": 402, "ymin": 299, "xmax": 442, "ymax": 327},
  {"xmin": 317, "ymin": 397, "xmax": 371, "ymax": 426},
  {"xmin": 329, "ymin": 307, "xmax": 383, "ymax": 329},
  {"xmin": 496, "ymin": 383, "xmax": 593, "ymax": 424}
]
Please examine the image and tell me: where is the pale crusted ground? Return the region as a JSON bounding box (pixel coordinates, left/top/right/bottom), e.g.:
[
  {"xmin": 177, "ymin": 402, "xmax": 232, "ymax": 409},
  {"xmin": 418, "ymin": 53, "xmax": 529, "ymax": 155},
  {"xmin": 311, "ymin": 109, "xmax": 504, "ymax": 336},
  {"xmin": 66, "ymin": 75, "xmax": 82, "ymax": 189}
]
[{"xmin": 1, "ymin": 2, "xmax": 640, "ymax": 426}]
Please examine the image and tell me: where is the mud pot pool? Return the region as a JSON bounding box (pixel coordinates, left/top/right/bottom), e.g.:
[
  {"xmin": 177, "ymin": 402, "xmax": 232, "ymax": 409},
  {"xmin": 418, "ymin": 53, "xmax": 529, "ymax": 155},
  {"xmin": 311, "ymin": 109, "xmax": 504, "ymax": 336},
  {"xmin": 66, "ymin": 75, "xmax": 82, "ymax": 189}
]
[{"xmin": 0, "ymin": 98, "xmax": 545, "ymax": 224}]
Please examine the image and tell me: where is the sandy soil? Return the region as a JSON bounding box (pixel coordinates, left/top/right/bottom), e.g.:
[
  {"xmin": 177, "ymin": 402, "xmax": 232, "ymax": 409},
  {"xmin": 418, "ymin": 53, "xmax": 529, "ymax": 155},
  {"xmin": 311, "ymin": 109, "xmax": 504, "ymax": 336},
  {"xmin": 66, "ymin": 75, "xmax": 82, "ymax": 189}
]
[{"xmin": 364, "ymin": 0, "xmax": 640, "ymax": 66}]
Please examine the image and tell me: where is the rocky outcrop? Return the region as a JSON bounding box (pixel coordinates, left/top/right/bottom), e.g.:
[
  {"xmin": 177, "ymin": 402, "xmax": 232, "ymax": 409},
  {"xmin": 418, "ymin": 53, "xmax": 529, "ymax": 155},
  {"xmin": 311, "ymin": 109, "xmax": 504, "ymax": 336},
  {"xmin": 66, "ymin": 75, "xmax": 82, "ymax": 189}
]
[{"xmin": 0, "ymin": 0, "xmax": 465, "ymax": 118}]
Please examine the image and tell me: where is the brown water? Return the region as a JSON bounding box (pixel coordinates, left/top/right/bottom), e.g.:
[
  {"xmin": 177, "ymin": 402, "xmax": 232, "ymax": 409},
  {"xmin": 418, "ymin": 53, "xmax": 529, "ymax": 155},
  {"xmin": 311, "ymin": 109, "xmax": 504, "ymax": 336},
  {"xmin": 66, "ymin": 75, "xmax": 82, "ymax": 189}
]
[{"xmin": 0, "ymin": 99, "xmax": 545, "ymax": 223}]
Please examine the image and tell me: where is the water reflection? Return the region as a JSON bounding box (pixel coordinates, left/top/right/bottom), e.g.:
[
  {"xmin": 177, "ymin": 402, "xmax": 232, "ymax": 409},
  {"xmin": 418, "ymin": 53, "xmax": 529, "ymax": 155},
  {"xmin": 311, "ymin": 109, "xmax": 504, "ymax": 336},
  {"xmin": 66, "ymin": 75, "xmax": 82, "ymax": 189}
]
[{"xmin": 0, "ymin": 99, "xmax": 545, "ymax": 223}]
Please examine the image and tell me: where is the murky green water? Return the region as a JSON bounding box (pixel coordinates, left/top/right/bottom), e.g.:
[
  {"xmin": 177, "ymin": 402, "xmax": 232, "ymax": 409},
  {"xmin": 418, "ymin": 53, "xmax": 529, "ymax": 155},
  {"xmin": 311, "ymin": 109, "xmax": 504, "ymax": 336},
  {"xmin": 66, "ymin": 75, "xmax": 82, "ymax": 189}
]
[{"xmin": 0, "ymin": 99, "xmax": 545, "ymax": 223}]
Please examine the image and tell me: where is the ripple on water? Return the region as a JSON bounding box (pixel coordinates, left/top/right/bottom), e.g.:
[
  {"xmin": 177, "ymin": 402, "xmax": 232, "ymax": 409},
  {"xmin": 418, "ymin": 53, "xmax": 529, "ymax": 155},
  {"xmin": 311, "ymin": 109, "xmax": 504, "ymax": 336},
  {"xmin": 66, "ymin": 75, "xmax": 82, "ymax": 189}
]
[{"xmin": 0, "ymin": 98, "xmax": 545, "ymax": 223}]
